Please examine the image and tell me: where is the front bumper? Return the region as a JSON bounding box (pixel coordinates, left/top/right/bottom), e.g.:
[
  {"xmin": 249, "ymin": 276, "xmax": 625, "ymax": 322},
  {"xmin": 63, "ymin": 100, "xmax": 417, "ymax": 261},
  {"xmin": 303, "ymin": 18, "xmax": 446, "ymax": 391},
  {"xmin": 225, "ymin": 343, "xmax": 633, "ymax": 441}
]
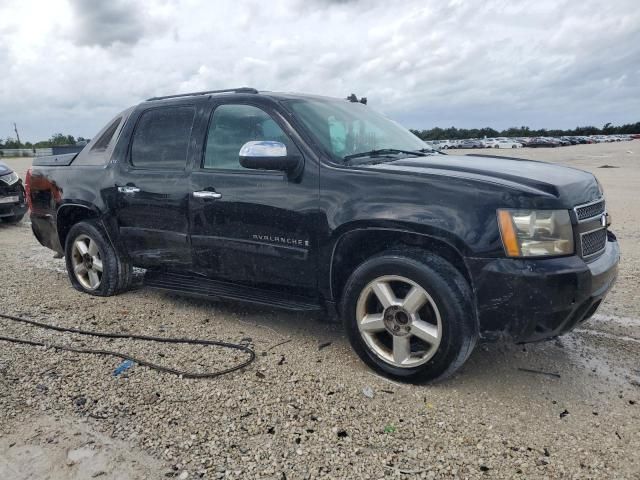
[
  {"xmin": 0, "ymin": 203, "xmax": 27, "ymax": 218},
  {"xmin": 468, "ymin": 235, "xmax": 620, "ymax": 342},
  {"xmin": 0, "ymin": 183, "xmax": 27, "ymax": 219}
]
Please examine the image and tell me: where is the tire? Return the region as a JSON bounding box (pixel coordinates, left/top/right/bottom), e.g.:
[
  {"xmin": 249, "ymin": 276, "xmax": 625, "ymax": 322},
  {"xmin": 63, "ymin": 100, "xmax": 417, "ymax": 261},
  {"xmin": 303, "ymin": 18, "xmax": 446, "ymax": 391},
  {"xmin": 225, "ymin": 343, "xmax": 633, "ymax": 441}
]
[
  {"xmin": 341, "ymin": 249, "xmax": 477, "ymax": 383},
  {"xmin": 64, "ymin": 220, "xmax": 132, "ymax": 296},
  {"xmin": 2, "ymin": 213, "xmax": 24, "ymax": 223}
]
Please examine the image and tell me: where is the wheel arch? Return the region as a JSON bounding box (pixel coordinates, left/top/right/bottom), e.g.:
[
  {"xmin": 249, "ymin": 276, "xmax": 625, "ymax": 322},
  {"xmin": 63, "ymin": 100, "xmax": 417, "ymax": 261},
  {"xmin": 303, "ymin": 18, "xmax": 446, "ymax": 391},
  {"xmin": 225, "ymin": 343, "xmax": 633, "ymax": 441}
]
[
  {"xmin": 329, "ymin": 226, "xmax": 474, "ymax": 306},
  {"xmin": 56, "ymin": 203, "xmax": 102, "ymax": 250}
]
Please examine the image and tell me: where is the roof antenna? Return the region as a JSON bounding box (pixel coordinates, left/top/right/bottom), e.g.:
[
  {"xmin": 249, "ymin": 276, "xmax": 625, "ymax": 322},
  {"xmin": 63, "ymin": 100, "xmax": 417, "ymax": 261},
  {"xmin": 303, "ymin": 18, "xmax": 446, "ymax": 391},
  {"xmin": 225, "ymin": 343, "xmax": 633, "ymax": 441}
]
[{"xmin": 346, "ymin": 93, "xmax": 367, "ymax": 105}]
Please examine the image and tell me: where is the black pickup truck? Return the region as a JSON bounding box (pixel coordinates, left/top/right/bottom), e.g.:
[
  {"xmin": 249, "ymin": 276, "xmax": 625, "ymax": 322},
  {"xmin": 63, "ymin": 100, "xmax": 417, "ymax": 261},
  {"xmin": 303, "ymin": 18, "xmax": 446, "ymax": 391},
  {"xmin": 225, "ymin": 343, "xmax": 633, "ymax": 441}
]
[{"xmin": 26, "ymin": 87, "xmax": 619, "ymax": 382}]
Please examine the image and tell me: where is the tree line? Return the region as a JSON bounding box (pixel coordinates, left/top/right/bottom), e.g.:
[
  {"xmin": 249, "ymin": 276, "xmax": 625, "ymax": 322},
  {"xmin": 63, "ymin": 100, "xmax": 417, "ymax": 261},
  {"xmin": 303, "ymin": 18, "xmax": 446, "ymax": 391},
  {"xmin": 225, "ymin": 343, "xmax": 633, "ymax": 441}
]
[
  {"xmin": 0, "ymin": 133, "xmax": 89, "ymax": 150},
  {"xmin": 2, "ymin": 119, "xmax": 639, "ymax": 148},
  {"xmin": 410, "ymin": 121, "xmax": 640, "ymax": 141}
]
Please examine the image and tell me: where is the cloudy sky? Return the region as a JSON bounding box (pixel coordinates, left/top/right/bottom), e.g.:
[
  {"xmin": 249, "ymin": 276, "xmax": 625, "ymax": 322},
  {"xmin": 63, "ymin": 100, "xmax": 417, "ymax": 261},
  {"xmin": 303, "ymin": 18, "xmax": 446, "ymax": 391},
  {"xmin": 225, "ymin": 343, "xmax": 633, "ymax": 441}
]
[{"xmin": 1, "ymin": 0, "xmax": 639, "ymax": 142}]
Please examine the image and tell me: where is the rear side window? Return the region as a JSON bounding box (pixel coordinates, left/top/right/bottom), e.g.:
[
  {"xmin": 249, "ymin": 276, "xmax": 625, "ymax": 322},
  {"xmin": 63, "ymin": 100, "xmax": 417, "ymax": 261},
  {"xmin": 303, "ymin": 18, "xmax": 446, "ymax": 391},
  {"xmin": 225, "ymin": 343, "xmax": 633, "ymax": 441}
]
[
  {"xmin": 130, "ymin": 106, "xmax": 195, "ymax": 169},
  {"xmin": 91, "ymin": 117, "xmax": 122, "ymax": 152}
]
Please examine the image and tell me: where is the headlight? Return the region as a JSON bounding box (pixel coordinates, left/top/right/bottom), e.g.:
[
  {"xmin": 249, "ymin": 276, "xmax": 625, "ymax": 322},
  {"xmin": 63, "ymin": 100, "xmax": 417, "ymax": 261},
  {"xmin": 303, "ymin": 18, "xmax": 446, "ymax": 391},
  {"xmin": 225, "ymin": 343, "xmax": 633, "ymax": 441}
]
[
  {"xmin": 497, "ymin": 209, "xmax": 574, "ymax": 257},
  {"xmin": 0, "ymin": 171, "xmax": 19, "ymax": 185}
]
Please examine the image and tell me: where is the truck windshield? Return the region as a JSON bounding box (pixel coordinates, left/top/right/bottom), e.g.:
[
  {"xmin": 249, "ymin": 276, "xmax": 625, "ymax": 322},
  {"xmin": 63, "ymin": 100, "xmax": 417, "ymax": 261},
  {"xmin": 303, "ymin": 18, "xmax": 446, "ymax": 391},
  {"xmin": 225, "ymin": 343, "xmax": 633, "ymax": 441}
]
[{"xmin": 284, "ymin": 98, "xmax": 432, "ymax": 163}]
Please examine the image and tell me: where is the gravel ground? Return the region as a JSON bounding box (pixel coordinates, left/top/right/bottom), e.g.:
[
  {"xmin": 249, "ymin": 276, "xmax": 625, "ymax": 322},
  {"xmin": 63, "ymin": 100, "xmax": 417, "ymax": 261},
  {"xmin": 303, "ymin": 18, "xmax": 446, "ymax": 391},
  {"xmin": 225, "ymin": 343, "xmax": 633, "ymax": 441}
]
[{"xmin": 1, "ymin": 142, "xmax": 639, "ymax": 479}]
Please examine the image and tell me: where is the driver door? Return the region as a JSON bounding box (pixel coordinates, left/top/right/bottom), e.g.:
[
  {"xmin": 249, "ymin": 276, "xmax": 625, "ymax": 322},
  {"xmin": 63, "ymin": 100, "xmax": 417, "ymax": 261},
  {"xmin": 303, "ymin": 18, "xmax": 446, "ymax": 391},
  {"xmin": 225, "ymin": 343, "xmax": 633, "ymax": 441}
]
[{"xmin": 189, "ymin": 101, "xmax": 320, "ymax": 293}]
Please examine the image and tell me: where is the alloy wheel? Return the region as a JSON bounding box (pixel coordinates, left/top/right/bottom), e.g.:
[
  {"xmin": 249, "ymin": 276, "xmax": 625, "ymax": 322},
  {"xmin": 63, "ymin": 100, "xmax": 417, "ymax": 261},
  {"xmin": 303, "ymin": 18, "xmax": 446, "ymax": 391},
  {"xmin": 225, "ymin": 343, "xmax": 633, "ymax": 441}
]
[
  {"xmin": 70, "ymin": 234, "xmax": 103, "ymax": 290},
  {"xmin": 355, "ymin": 275, "xmax": 442, "ymax": 368}
]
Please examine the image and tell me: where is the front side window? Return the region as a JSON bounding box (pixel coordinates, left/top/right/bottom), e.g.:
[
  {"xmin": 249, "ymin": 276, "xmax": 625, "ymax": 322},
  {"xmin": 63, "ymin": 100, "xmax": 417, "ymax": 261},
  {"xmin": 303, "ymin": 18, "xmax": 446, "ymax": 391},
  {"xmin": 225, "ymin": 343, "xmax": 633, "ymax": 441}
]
[
  {"xmin": 285, "ymin": 98, "xmax": 429, "ymax": 162},
  {"xmin": 130, "ymin": 106, "xmax": 195, "ymax": 169},
  {"xmin": 203, "ymin": 104, "xmax": 291, "ymax": 170}
]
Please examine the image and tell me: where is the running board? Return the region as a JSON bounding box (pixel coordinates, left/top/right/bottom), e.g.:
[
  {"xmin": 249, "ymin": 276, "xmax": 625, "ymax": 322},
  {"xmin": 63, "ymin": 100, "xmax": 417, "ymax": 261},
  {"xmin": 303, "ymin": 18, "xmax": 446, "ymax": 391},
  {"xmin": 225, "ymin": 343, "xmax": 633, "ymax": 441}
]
[{"xmin": 144, "ymin": 271, "xmax": 323, "ymax": 312}]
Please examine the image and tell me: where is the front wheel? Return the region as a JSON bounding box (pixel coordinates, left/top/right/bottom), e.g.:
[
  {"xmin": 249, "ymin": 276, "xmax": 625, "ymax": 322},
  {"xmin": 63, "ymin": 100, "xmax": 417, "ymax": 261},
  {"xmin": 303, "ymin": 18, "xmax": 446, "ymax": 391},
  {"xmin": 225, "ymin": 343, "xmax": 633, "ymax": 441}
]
[
  {"xmin": 341, "ymin": 250, "xmax": 477, "ymax": 383},
  {"xmin": 65, "ymin": 220, "xmax": 132, "ymax": 296}
]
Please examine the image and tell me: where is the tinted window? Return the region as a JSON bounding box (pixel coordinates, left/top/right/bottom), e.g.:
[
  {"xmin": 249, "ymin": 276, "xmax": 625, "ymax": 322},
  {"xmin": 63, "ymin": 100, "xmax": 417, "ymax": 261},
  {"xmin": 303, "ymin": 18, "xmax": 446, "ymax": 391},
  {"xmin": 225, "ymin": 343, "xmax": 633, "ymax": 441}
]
[
  {"xmin": 203, "ymin": 104, "xmax": 291, "ymax": 170},
  {"xmin": 131, "ymin": 106, "xmax": 195, "ymax": 169},
  {"xmin": 91, "ymin": 117, "xmax": 122, "ymax": 152}
]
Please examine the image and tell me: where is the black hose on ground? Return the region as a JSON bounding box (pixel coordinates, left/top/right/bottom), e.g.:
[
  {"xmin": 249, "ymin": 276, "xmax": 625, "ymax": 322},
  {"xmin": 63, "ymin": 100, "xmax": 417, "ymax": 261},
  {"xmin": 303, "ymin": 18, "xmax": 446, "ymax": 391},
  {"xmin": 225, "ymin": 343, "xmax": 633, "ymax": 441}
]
[{"xmin": 0, "ymin": 312, "xmax": 255, "ymax": 379}]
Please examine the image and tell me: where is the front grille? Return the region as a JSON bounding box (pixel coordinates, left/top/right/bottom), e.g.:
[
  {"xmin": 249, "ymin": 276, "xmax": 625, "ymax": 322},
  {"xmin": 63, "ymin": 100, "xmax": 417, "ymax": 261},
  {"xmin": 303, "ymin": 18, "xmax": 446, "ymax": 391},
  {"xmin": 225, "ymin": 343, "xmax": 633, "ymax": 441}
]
[
  {"xmin": 0, "ymin": 181, "xmax": 24, "ymax": 204},
  {"xmin": 575, "ymin": 199, "xmax": 605, "ymax": 221},
  {"xmin": 0, "ymin": 184, "xmax": 19, "ymax": 197},
  {"xmin": 581, "ymin": 228, "xmax": 607, "ymax": 257},
  {"xmin": 0, "ymin": 183, "xmax": 19, "ymax": 196}
]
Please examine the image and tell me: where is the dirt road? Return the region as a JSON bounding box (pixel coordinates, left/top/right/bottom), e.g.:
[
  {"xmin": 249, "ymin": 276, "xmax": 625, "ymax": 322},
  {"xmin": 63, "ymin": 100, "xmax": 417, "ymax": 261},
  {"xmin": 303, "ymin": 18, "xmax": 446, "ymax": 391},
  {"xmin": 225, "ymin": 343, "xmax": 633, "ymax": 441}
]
[{"xmin": 1, "ymin": 142, "xmax": 638, "ymax": 479}]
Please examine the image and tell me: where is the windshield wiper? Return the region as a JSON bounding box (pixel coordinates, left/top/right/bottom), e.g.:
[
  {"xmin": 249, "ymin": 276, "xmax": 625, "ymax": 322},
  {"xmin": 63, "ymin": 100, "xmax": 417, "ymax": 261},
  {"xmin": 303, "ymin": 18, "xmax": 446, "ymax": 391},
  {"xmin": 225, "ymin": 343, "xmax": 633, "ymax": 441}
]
[
  {"xmin": 343, "ymin": 148, "xmax": 427, "ymax": 162},
  {"xmin": 414, "ymin": 148, "xmax": 446, "ymax": 156}
]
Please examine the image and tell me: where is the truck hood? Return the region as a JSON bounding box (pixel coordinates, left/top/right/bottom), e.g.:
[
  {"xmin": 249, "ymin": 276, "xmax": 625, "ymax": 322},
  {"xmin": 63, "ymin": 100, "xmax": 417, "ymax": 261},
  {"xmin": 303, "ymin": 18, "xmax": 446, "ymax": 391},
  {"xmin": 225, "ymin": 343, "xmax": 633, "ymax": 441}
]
[
  {"xmin": 0, "ymin": 161, "xmax": 13, "ymax": 175},
  {"xmin": 371, "ymin": 154, "xmax": 601, "ymax": 206}
]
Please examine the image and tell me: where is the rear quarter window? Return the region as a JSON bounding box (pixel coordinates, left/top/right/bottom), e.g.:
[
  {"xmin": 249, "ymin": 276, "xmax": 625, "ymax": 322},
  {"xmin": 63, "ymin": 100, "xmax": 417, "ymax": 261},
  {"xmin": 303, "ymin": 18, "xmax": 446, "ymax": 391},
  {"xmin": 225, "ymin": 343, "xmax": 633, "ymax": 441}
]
[
  {"xmin": 74, "ymin": 112, "xmax": 129, "ymax": 166},
  {"xmin": 91, "ymin": 117, "xmax": 122, "ymax": 152}
]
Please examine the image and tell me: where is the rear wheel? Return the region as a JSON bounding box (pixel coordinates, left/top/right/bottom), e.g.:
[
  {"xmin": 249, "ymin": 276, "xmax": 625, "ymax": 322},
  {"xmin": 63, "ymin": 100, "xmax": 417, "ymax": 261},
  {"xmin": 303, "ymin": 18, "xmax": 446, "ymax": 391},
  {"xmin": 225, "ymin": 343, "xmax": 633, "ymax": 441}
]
[
  {"xmin": 65, "ymin": 220, "xmax": 132, "ymax": 296},
  {"xmin": 341, "ymin": 250, "xmax": 477, "ymax": 383}
]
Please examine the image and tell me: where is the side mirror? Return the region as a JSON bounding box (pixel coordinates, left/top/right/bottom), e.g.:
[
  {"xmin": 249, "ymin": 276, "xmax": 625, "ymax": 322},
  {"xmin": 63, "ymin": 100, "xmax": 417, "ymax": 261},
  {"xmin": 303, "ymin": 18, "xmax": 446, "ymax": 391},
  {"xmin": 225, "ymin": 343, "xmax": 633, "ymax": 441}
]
[{"xmin": 239, "ymin": 141, "xmax": 300, "ymax": 171}]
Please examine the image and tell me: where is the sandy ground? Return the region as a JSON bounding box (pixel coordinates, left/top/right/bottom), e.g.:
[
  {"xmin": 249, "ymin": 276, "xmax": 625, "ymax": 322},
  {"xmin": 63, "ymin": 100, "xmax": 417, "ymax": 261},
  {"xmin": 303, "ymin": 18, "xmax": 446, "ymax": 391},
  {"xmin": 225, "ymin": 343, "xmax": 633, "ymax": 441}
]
[
  {"xmin": 0, "ymin": 415, "xmax": 165, "ymax": 479},
  {"xmin": 0, "ymin": 142, "xmax": 639, "ymax": 479}
]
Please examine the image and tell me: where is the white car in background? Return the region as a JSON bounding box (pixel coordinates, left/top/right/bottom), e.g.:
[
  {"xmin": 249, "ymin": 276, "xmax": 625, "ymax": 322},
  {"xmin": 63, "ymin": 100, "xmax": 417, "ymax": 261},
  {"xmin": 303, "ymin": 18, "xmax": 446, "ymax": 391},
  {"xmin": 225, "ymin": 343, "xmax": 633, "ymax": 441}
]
[
  {"xmin": 431, "ymin": 140, "xmax": 455, "ymax": 150},
  {"xmin": 493, "ymin": 139, "xmax": 523, "ymax": 149},
  {"xmin": 481, "ymin": 138, "xmax": 499, "ymax": 148}
]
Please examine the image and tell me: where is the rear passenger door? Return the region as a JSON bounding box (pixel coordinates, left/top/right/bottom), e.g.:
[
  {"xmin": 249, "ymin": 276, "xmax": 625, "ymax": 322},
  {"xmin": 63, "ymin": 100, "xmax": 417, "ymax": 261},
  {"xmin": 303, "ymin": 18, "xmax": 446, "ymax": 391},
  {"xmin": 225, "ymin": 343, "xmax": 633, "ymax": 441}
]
[
  {"xmin": 113, "ymin": 104, "xmax": 197, "ymax": 269},
  {"xmin": 189, "ymin": 101, "xmax": 320, "ymax": 292}
]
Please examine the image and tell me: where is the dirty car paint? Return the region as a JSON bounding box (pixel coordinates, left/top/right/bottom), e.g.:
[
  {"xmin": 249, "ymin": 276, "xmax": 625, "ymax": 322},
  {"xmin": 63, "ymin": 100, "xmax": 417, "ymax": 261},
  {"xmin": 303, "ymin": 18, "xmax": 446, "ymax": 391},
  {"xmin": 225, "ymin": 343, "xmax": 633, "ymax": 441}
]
[{"xmin": 26, "ymin": 91, "xmax": 620, "ymax": 342}]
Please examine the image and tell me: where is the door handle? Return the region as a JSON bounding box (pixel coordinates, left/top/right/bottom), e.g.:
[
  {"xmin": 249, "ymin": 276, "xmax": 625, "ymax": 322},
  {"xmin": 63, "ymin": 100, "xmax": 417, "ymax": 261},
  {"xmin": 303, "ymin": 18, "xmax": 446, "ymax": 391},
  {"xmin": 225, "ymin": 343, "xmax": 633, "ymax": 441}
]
[
  {"xmin": 193, "ymin": 190, "xmax": 222, "ymax": 199},
  {"xmin": 118, "ymin": 186, "xmax": 141, "ymax": 194}
]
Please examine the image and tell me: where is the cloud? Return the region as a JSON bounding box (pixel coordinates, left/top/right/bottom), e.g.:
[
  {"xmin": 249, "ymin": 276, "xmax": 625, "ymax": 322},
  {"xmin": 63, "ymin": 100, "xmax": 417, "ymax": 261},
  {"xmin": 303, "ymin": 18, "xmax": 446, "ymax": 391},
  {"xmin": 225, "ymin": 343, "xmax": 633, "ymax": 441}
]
[
  {"xmin": 1, "ymin": 0, "xmax": 639, "ymax": 141},
  {"xmin": 67, "ymin": 0, "xmax": 147, "ymax": 47}
]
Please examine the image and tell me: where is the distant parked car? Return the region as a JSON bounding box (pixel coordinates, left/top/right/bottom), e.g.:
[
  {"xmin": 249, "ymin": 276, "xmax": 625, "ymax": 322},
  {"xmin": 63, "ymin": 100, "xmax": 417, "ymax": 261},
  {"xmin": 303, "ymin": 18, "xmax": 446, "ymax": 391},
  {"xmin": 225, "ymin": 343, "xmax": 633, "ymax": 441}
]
[
  {"xmin": 612, "ymin": 135, "xmax": 630, "ymax": 142},
  {"xmin": 493, "ymin": 140, "xmax": 522, "ymax": 149},
  {"xmin": 527, "ymin": 137, "xmax": 560, "ymax": 148},
  {"xmin": 431, "ymin": 140, "xmax": 455, "ymax": 150},
  {"xmin": 0, "ymin": 161, "xmax": 27, "ymax": 223},
  {"xmin": 553, "ymin": 138, "xmax": 571, "ymax": 147},
  {"xmin": 458, "ymin": 140, "xmax": 484, "ymax": 149}
]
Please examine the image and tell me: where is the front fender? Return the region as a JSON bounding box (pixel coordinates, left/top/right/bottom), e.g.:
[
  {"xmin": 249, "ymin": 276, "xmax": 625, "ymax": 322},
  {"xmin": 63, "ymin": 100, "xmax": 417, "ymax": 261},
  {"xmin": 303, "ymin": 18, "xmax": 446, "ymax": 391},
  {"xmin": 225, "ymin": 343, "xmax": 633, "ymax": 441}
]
[{"xmin": 323, "ymin": 223, "xmax": 473, "ymax": 302}]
